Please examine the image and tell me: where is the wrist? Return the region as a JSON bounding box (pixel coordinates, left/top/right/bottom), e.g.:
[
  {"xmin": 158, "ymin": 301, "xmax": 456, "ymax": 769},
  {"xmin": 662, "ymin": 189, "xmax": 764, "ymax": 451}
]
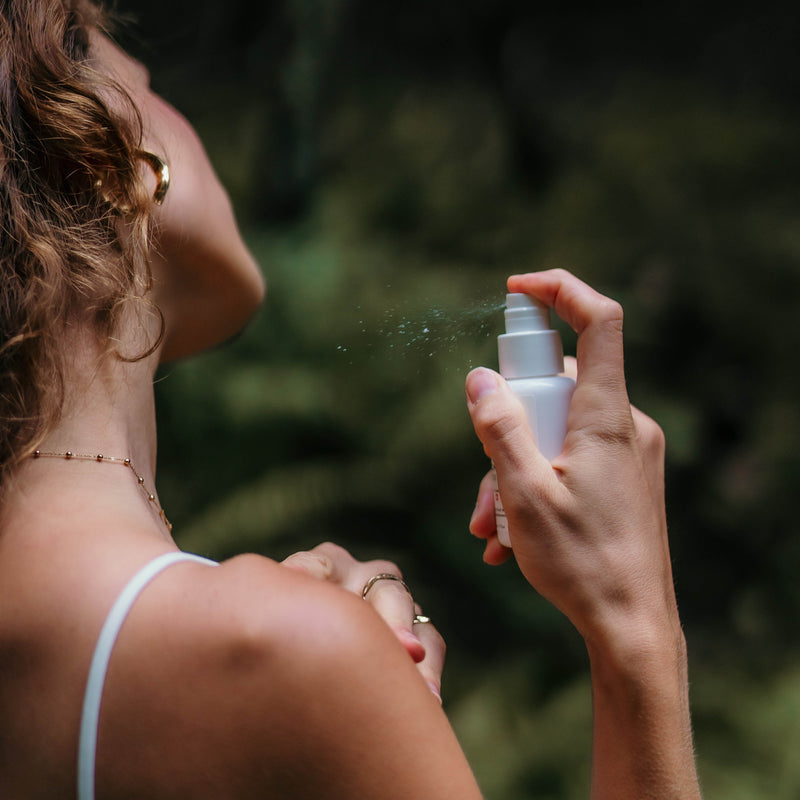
[
  {"xmin": 583, "ymin": 607, "xmax": 688, "ymax": 688},
  {"xmin": 585, "ymin": 620, "xmax": 700, "ymax": 800}
]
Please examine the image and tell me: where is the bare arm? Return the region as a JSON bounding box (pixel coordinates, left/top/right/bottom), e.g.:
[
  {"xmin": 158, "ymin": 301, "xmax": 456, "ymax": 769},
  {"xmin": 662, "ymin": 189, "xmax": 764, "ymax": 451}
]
[
  {"xmin": 466, "ymin": 269, "xmax": 701, "ymax": 799},
  {"xmin": 103, "ymin": 554, "xmax": 482, "ymax": 799}
]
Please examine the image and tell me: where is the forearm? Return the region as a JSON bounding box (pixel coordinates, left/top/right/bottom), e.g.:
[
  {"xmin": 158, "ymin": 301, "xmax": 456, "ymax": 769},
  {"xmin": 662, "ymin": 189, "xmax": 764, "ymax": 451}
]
[{"xmin": 587, "ymin": 624, "xmax": 701, "ymax": 800}]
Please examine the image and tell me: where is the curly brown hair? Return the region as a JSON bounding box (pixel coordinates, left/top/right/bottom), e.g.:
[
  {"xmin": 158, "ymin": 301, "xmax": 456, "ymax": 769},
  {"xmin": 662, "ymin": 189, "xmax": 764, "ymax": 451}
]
[{"xmin": 0, "ymin": 0, "xmax": 159, "ymax": 486}]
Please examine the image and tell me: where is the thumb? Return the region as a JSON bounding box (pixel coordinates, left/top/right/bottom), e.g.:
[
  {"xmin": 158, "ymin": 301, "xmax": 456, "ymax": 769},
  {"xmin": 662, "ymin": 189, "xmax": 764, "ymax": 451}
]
[{"xmin": 465, "ymin": 367, "xmax": 549, "ymax": 489}]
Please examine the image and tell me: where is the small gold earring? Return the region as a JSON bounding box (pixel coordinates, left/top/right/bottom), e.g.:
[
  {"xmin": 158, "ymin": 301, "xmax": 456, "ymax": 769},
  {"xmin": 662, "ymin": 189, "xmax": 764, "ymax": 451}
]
[{"xmin": 138, "ymin": 150, "xmax": 170, "ymax": 205}]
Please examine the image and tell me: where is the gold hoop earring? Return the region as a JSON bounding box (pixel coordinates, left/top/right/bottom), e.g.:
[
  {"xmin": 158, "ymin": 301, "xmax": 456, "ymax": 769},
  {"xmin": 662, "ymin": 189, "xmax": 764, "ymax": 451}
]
[{"xmin": 138, "ymin": 150, "xmax": 170, "ymax": 205}]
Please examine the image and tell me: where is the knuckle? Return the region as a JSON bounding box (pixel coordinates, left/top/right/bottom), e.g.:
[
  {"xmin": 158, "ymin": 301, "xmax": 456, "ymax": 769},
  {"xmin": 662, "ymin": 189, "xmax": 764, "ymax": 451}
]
[
  {"xmin": 476, "ymin": 405, "xmax": 526, "ymax": 448},
  {"xmin": 548, "ymin": 267, "xmax": 573, "ymax": 286},
  {"xmin": 314, "ymin": 541, "xmax": 349, "ymax": 560},
  {"xmin": 283, "ymin": 549, "xmax": 309, "ymax": 562},
  {"xmin": 292, "ymin": 551, "xmax": 332, "ymax": 577},
  {"xmin": 641, "ymin": 418, "xmax": 666, "ymax": 458},
  {"xmin": 313, "ymin": 553, "xmax": 334, "ymax": 577},
  {"xmin": 597, "ymin": 296, "xmax": 624, "ymax": 325},
  {"xmin": 581, "ymin": 408, "xmax": 637, "ymax": 448}
]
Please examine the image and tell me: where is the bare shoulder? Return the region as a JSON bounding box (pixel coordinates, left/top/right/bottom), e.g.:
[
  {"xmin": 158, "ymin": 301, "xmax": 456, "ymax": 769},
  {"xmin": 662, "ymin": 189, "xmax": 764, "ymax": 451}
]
[{"xmin": 99, "ymin": 552, "xmax": 482, "ymax": 799}]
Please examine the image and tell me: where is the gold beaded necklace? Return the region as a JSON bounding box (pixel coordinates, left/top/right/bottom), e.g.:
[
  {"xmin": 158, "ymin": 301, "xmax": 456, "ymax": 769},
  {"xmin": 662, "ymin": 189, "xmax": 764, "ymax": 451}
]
[{"xmin": 32, "ymin": 450, "xmax": 173, "ymax": 533}]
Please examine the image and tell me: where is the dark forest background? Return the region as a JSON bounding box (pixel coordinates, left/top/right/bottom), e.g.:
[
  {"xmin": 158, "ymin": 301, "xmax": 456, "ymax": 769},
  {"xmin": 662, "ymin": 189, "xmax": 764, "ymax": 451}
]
[{"xmin": 115, "ymin": 1, "xmax": 800, "ymax": 796}]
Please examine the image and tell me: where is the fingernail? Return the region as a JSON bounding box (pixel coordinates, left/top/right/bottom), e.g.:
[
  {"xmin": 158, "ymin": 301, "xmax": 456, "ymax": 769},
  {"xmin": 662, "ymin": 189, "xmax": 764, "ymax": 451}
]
[
  {"xmin": 398, "ymin": 628, "xmax": 426, "ymax": 663},
  {"xmin": 466, "ymin": 368, "xmax": 498, "ymax": 404},
  {"xmin": 427, "ymin": 682, "xmax": 442, "ymax": 703}
]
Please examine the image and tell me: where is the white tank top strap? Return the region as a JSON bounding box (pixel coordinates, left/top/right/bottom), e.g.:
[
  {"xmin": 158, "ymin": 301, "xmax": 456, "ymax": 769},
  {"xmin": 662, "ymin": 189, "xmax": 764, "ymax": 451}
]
[{"xmin": 77, "ymin": 551, "xmax": 218, "ymax": 800}]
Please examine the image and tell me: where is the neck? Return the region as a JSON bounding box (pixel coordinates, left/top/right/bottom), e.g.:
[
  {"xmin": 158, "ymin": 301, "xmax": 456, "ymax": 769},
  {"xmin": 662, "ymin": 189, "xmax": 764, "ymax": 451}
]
[
  {"xmin": 51, "ymin": 324, "xmax": 159, "ymax": 478},
  {"xmin": 10, "ymin": 324, "xmax": 173, "ymax": 543}
]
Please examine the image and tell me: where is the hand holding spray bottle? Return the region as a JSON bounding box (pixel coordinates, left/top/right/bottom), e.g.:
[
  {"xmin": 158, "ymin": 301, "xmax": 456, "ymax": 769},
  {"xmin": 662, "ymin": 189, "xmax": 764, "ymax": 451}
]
[{"xmin": 493, "ymin": 293, "xmax": 575, "ymax": 547}]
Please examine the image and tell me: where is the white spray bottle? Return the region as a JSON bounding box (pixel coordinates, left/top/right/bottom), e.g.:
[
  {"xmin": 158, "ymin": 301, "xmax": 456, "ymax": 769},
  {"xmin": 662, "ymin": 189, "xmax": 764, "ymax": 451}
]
[{"xmin": 493, "ymin": 293, "xmax": 575, "ymax": 547}]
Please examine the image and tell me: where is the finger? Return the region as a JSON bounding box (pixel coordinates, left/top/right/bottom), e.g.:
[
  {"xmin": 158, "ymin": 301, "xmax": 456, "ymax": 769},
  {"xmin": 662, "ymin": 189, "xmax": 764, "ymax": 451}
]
[
  {"xmin": 468, "ymin": 472, "xmax": 512, "ymax": 564},
  {"xmin": 412, "ymin": 614, "xmax": 446, "ymax": 703},
  {"xmin": 280, "ymin": 550, "xmax": 335, "ymax": 581},
  {"xmin": 315, "ymin": 547, "xmax": 427, "ymax": 662},
  {"xmin": 469, "ymin": 471, "xmax": 497, "ymax": 539},
  {"xmin": 304, "ymin": 542, "xmax": 367, "ymax": 591},
  {"xmin": 364, "ymin": 575, "xmax": 426, "ymax": 663},
  {"xmin": 465, "ymin": 367, "xmax": 550, "ymax": 479},
  {"xmin": 483, "ymin": 536, "xmax": 512, "ymax": 565},
  {"xmin": 284, "ymin": 546, "xmax": 428, "ymax": 663},
  {"xmin": 465, "ymin": 367, "xmax": 561, "ymax": 527},
  {"xmin": 507, "ymin": 270, "xmax": 630, "ymax": 419}
]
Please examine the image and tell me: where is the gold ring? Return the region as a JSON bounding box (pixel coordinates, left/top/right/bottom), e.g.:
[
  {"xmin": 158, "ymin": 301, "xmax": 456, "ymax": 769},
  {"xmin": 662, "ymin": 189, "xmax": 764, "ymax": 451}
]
[
  {"xmin": 412, "ymin": 614, "xmax": 432, "ymax": 625},
  {"xmin": 361, "ymin": 573, "xmax": 411, "ymax": 601}
]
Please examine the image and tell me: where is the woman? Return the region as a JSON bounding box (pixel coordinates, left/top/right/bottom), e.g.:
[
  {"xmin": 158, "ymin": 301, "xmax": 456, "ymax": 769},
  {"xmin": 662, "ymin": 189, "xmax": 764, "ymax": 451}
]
[{"xmin": 0, "ymin": 1, "xmax": 702, "ymax": 798}]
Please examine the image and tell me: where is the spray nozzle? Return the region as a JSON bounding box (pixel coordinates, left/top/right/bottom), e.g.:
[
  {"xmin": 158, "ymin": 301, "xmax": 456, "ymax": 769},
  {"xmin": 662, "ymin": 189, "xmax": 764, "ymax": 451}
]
[
  {"xmin": 504, "ymin": 293, "xmax": 551, "ymax": 334},
  {"xmin": 498, "ymin": 293, "xmax": 564, "ymax": 379}
]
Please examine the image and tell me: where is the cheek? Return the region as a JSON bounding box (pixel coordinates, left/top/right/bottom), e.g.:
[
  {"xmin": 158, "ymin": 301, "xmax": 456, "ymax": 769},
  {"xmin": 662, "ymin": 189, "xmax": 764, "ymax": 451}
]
[
  {"xmin": 141, "ymin": 94, "xmax": 200, "ymax": 159},
  {"xmin": 142, "ymin": 97, "xmax": 231, "ymax": 222}
]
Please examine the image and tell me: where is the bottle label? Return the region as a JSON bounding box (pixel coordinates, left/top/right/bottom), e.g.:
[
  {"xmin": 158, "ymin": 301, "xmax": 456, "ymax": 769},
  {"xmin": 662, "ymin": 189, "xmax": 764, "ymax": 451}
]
[{"xmin": 492, "ymin": 465, "xmax": 511, "ymax": 547}]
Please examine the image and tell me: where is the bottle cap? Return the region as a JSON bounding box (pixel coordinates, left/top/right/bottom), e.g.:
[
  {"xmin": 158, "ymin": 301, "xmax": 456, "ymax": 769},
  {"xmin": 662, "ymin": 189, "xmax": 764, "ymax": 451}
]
[{"xmin": 498, "ymin": 293, "xmax": 564, "ymax": 378}]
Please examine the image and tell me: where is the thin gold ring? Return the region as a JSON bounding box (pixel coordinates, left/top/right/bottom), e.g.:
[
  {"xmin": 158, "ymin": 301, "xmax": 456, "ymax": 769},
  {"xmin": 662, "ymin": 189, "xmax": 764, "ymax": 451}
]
[
  {"xmin": 361, "ymin": 573, "xmax": 411, "ymax": 601},
  {"xmin": 412, "ymin": 614, "xmax": 432, "ymax": 625}
]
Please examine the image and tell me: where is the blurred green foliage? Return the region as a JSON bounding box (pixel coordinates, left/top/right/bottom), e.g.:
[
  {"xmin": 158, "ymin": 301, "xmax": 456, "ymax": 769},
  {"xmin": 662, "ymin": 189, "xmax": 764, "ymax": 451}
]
[{"xmin": 118, "ymin": 1, "xmax": 800, "ymax": 796}]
